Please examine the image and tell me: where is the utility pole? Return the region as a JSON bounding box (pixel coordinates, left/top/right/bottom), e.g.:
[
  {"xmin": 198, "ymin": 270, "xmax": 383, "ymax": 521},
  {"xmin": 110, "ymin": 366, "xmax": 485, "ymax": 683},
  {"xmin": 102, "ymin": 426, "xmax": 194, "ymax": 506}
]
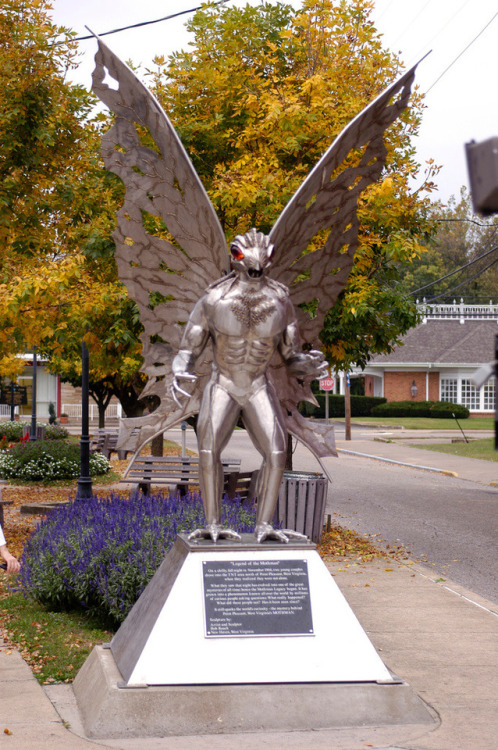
[{"xmin": 344, "ymin": 372, "xmax": 351, "ymax": 441}]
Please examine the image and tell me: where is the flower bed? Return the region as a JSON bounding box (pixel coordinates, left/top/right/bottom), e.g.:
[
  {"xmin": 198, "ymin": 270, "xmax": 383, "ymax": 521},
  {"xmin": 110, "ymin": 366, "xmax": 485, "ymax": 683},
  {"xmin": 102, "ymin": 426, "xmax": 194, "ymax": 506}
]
[
  {"xmin": 19, "ymin": 492, "xmax": 257, "ymax": 626},
  {"xmin": 0, "ymin": 440, "xmax": 110, "ymax": 481},
  {"xmin": 0, "ymin": 422, "xmax": 69, "ymax": 441}
]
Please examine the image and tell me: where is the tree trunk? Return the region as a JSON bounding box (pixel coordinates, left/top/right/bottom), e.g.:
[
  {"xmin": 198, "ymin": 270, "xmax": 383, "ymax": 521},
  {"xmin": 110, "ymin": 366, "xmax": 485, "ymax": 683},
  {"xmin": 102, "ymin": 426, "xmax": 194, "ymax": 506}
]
[
  {"xmin": 285, "ymin": 433, "xmax": 293, "ymax": 470},
  {"xmin": 151, "ymin": 433, "xmax": 164, "ymax": 456}
]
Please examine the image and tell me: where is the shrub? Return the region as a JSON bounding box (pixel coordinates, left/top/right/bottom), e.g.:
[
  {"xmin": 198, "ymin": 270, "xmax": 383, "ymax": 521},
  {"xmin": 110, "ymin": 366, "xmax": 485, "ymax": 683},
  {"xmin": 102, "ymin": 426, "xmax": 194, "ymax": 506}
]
[
  {"xmin": 300, "ymin": 395, "xmax": 386, "ymax": 418},
  {"xmin": 44, "ymin": 424, "xmax": 69, "ymax": 440},
  {"xmin": 429, "ymin": 401, "xmax": 469, "ymax": 419},
  {"xmin": 0, "ymin": 441, "xmax": 110, "ymax": 481},
  {"xmin": 19, "ymin": 492, "xmax": 257, "ymax": 626},
  {"xmin": 48, "ymin": 402, "xmax": 57, "ymax": 425},
  {"xmin": 0, "ymin": 421, "xmax": 68, "ymax": 441},
  {"xmin": 0, "ymin": 421, "xmax": 26, "ymax": 441},
  {"xmin": 370, "ymin": 400, "xmax": 435, "ymax": 418},
  {"xmin": 370, "ymin": 400, "xmax": 469, "ymax": 419}
]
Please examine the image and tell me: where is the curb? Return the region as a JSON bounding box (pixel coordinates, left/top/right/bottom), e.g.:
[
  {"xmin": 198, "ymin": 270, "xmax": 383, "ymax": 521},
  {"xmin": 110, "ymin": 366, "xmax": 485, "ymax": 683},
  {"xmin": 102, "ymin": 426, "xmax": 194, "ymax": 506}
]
[{"xmin": 337, "ymin": 448, "xmax": 459, "ymax": 477}]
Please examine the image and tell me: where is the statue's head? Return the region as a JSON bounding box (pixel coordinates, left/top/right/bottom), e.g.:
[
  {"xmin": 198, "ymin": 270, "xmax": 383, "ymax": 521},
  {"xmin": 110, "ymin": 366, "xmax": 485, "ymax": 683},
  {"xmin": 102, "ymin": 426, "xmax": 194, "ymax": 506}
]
[{"xmin": 230, "ymin": 228, "xmax": 274, "ymax": 280}]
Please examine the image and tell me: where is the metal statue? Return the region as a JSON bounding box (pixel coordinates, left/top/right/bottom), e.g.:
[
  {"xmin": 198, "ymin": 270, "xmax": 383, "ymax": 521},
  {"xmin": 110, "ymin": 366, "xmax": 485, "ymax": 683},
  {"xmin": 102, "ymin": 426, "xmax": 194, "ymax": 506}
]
[
  {"xmin": 90, "ymin": 32, "xmax": 420, "ymax": 542},
  {"xmin": 172, "ymin": 228, "xmax": 327, "ymax": 542}
]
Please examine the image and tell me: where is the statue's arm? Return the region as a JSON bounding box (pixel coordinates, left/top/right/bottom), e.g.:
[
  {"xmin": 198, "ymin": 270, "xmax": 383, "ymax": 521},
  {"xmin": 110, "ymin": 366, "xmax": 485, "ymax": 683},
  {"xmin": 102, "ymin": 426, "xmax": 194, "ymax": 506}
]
[
  {"xmin": 279, "ymin": 312, "xmax": 328, "ymax": 381},
  {"xmin": 171, "ymin": 298, "xmax": 210, "ymax": 404}
]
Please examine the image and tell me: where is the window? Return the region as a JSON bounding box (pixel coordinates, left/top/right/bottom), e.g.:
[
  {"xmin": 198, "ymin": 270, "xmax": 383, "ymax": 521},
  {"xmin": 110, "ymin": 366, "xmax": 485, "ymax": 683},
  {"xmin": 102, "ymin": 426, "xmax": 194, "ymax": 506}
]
[
  {"xmin": 483, "ymin": 377, "xmax": 495, "ymax": 411},
  {"xmin": 461, "ymin": 379, "xmax": 479, "ymax": 410},
  {"xmin": 440, "ymin": 378, "xmax": 457, "ymax": 403}
]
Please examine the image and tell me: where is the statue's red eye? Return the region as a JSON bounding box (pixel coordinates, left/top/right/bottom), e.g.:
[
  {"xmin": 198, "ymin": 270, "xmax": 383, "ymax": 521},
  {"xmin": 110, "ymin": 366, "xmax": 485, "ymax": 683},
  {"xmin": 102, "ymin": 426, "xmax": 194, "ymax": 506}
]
[{"xmin": 230, "ymin": 245, "xmax": 244, "ymax": 261}]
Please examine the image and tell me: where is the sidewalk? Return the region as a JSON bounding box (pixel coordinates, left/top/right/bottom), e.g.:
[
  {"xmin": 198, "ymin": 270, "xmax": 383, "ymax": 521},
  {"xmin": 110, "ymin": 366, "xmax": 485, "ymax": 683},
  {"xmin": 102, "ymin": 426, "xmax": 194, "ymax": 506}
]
[
  {"xmin": 0, "ymin": 442, "xmax": 497, "ymax": 749},
  {"xmin": 1, "ymin": 557, "xmax": 497, "ymax": 750},
  {"xmin": 336, "ymin": 436, "xmax": 498, "ymax": 485}
]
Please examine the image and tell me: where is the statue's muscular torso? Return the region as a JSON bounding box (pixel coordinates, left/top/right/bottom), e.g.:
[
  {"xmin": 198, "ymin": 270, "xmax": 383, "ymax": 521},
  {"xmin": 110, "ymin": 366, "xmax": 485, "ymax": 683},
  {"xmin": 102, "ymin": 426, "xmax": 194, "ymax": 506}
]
[{"xmin": 184, "ymin": 275, "xmax": 300, "ymax": 396}]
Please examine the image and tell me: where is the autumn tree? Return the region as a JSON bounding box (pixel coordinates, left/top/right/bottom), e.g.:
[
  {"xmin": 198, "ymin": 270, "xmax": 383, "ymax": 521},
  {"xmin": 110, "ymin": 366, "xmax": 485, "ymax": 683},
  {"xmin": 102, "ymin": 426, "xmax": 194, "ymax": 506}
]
[
  {"xmin": 0, "ymin": 0, "xmax": 440, "ymax": 425},
  {"xmin": 148, "ymin": 0, "xmax": 437, "ymax": 370},
  {"xmin": 0, "ymin": 0, "xmax": 147, "ymax": 419},
  {"xmin": 401, "ymin": 188, "xmax": 498, "ymax": 304}
]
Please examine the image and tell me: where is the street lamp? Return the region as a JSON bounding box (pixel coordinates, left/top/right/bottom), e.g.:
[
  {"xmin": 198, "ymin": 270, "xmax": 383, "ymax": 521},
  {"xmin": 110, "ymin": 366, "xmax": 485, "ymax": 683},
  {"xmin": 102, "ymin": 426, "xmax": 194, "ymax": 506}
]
[
  {"xmin": 76, "ymin": 337, "xmax": 93, "ymax": 499},
  {"xmin": 410, "ymin": 380, "xmax": 418, "ymax": 399},
  {"xmin": 30, "ymin": 347, "xmax": 38, "ymax": 441}
]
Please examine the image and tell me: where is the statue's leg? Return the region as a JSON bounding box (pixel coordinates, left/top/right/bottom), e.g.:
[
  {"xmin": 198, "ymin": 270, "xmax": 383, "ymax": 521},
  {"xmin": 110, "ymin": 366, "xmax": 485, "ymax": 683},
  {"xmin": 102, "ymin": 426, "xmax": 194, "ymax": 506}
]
[
  {"xmin": 194, "ymin": 381, "xmax": 240, "ymax": 539},
  {"xmin": 242, "ymin": 385, "xmax": 287, "ymax": 529}
]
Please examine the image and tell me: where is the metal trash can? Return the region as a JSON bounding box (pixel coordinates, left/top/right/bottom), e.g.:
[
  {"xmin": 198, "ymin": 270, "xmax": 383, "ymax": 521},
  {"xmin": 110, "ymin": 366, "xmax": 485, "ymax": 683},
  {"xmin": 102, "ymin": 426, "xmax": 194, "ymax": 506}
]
[{"xmin": 274, "ymin": 471, "xmax": 328, "ymax": 543}]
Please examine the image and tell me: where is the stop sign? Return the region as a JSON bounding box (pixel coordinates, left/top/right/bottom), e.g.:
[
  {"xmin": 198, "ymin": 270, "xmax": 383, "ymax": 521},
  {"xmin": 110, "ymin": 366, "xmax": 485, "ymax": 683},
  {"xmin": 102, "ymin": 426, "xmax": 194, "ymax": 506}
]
[{"xmin": 319, "ymin": 376, "xmax": 335, "ymax": 391}]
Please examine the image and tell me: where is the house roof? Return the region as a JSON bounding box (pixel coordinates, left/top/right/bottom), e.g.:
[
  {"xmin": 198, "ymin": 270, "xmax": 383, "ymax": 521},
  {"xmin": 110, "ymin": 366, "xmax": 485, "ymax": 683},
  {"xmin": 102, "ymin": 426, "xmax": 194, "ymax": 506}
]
[{"xmin": 367, "ymin": 319, "xmax": 497, "ymax": 366}]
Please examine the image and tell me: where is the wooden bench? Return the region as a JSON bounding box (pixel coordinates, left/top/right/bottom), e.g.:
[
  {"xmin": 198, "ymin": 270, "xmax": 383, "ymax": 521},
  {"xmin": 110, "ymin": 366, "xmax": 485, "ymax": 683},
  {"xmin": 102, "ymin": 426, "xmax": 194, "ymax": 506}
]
[
  {"xmin": 224, "ymin": 469, "xmax": 259, "ymax": 501},
  {"xmin": 121, "ymin": 456, "xmax": 242, "ymax": 496},
  {"xmin": 91, "ymin": 429, "xmax": 137, "ymax": 460}
]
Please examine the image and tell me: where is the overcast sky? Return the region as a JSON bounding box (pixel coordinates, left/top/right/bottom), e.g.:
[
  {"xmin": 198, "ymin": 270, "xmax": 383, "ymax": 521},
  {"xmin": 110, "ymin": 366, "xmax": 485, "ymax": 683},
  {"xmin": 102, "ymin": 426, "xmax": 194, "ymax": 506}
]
[{"xmin": 51, "ymin": 0, "xmax": 498, "ymax": 206}]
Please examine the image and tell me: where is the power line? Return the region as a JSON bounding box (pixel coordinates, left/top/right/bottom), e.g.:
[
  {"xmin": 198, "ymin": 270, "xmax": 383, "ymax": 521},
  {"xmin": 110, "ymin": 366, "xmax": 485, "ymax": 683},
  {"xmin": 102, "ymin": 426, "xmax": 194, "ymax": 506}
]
[
  {"xmin": 411, "ymin": 245, "xmax": 498, "ymax": 295},
  {"xmin": 408, "ymin": 0, "xmax": 473, "ymax": 63},
  {"xmin": 426, "ymin": 10, "xmax": 498, "ymax": 93},
  {"xmin": 424, "ymin": 255, "xmax": 498, "ymax": 302},
  {"xmin": 434, "ymin": 217, "xmax": 492, "ymax": 228},
  {"xmin": 60, "ymin": 1, "xmax": 229, "ymax": 43}
]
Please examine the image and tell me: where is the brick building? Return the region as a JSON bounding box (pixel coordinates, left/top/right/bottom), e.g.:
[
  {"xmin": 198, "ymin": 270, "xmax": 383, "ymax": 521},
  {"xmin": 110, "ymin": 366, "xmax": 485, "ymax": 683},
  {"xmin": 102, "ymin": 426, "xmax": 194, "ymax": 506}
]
[{"xmin": 361, "ymin": 301, "xmax": 497, "ymax": 414}]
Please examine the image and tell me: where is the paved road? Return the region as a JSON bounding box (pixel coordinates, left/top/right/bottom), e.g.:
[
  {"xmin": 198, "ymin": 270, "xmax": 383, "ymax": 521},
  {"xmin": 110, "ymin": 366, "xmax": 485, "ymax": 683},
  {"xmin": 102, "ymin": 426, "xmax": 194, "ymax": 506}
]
[
  {"xmin": 168, "ymin": 425, "xmax": 498, "ymax": 604},
  {"xmin": 321, "ymin": 450, "xmax": 498, "ymax": 604}
]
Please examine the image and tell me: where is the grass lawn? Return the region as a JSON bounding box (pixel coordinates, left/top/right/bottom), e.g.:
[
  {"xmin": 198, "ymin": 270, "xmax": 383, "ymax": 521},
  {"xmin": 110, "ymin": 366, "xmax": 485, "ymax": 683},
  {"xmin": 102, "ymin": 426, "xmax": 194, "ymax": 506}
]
[
  {"xmin": 348, "ymin": 416, "xmax": 494, "ymax": 430},
  {"xmin": 418, "ymin": 437, "xmax": 498, "ymax": 462},
  {"xmin": 0, "ymin": 583, "xmax": 113, "ymax": 684}
]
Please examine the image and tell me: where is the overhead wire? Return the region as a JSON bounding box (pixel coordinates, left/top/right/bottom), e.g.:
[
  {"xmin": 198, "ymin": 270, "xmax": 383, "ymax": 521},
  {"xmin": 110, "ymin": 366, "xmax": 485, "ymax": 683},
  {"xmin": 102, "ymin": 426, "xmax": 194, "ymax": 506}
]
[
  {"xmin": 60, "ymin": 1, "xmax": 229, "ymax": 42},
  {"xmin": 423, "ymin": 255, "xmax": 498, "ymax": 302},
  {"xmin": 410, "ymin": 245, "xmax": 498, "ymax": 296},
  {"xmin": 426, "ymin": 10, "xmax": 498, "ymax": 93}
]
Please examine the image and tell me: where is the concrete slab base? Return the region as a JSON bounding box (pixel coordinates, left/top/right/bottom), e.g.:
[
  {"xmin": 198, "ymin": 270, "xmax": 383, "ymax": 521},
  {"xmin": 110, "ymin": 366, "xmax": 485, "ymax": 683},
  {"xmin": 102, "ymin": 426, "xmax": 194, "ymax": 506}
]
[{"xmin": 73, "ymin": 646, "xmax": 436, "ymax": 739}]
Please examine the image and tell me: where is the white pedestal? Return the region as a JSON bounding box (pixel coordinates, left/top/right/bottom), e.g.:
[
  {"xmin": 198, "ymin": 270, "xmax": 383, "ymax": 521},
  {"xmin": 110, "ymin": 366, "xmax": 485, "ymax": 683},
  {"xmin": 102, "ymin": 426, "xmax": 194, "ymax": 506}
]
[
  {"xmin": 110, "ymin": 534, "xmax": 392, "ymax": 686},
  {"xmin": 72, "ymin": 534, "xmax": 436, "ymax": 738}
]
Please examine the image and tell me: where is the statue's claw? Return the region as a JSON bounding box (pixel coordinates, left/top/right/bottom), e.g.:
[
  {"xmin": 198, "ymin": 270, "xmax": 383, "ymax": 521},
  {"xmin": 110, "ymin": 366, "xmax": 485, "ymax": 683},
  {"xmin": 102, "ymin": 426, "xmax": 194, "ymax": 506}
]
[
  {"xmin": 254, "ymin": 523, "xmax": 308, "ymax": 544},
  {"xmin": 188, "ymin": 524, "xmax": 241, "ymax": 544},
  {"xmin": 171, "ymin": 374, "xmax": 197, "ymax": 407}
]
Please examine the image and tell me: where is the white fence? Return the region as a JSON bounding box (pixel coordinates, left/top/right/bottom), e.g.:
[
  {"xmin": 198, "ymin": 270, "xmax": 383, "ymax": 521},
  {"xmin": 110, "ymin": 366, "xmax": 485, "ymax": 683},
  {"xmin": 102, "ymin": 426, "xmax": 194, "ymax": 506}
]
[
  {"xmin": 417, "ymin": 299, "xmax": 498, "ymax": 321},
  {"xmin": 62, "ymin": 403, "xmax": 123, "ymax": 420}
]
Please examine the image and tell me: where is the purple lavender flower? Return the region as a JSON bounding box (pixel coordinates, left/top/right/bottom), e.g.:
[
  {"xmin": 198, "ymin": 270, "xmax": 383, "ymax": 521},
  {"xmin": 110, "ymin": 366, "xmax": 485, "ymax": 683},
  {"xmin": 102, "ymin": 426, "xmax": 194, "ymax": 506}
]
[{"xmin": 19, "ymin": 491, "xmax": 257, "ymax": 626}]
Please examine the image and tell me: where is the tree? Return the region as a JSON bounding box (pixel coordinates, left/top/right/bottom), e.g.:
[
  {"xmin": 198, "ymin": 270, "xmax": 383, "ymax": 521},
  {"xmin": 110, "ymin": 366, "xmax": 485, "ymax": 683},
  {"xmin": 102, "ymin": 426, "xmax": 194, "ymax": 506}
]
[
  {"xmin": 147, "ymin": 0, "xmax": 437, "ymax": 370},
  {"xmin": 401, "ymin": 188, "xmax": 498, "ymax": 304},
  {"xmin": 0, "ymin": 0, "xmax": 147, "ymax": 419},
  {"xmin": 0, "ymin": 0, "xmax": 439, "ymax": 424}
]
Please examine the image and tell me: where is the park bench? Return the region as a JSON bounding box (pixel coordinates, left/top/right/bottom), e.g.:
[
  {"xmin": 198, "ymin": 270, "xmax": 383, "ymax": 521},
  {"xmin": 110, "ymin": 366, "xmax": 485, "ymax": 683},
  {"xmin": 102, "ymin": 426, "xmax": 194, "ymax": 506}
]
[
  {"xmin": 91, "ymin": 428, "xmax": 138, "ymax": 460},
  {"xmin": 121, "ymin": 455, "xmax": 247, "ymax": 497}
]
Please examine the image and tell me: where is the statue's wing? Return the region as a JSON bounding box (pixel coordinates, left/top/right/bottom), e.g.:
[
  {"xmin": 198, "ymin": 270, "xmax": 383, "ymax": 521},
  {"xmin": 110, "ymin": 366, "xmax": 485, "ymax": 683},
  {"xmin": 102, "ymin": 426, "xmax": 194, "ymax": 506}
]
[
  {"xmin": 90, "ymin": 33, "xmax": 229, "ymax": 452},
  {"xmin": 267, "ymin": 62, "xmax": 422, "ymax": 458},
  {"xmin": 269, "ymin": 61, "xmax": 421, "ymax": 347}
]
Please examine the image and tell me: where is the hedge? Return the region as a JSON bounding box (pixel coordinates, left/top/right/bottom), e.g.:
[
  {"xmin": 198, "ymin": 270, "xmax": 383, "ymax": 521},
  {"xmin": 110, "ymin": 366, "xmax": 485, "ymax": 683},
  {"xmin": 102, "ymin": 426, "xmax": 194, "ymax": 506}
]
[
  {"xmin": 370, "ymin": 400, "xmax": 469, "ymax": 419},
  {"xmin": 299, "ymin": 394, "xmax": 386, "ymax": 418}
]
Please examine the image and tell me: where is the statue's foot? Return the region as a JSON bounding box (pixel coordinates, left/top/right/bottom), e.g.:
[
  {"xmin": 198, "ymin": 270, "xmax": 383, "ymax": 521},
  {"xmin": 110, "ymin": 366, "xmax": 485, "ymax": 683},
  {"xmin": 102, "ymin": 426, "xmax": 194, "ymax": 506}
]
[
  {"xmin": 254, "ymin": 522, "xmax": 308, "ymax": 544},
  {"xmin": 188, "ymin": 523, "xmax": 241, "ymax": 544}
]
